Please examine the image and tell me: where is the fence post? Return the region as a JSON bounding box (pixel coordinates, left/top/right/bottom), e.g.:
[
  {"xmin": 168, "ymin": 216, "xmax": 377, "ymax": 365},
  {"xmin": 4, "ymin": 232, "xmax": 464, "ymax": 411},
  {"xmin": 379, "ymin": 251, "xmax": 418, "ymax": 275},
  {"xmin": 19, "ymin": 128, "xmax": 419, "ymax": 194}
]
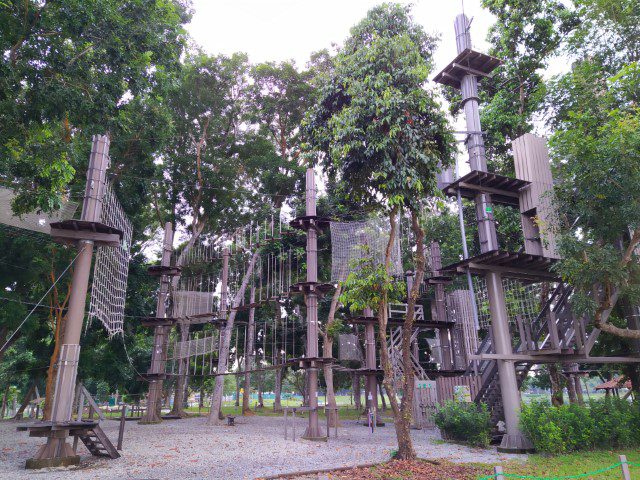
[
  {"xmin": 620, "ymin": 455, "xmax": 631, "ymax": 480},
  {"xmin": 117, "ymin": 405, "xmax": 127, "ymax": 450},
  {"xmin": 494, "ymin": 466, "xmax": 505, "ymax": 480}
]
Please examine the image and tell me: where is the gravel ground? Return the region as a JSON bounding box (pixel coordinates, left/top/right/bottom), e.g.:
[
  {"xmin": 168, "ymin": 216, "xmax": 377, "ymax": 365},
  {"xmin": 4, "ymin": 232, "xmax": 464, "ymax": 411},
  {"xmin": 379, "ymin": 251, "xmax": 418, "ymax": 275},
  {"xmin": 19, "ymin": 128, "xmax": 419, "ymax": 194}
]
[{"xmin": 0, "ymin": 416, "xmax": 525, "ymax": 479}]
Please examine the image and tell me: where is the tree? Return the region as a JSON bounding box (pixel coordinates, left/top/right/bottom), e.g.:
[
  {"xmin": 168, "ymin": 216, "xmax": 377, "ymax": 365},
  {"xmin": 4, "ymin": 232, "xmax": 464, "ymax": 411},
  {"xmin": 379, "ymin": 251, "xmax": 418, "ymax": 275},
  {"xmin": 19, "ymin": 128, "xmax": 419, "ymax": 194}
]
[
  {"xmin": 476, "ymin": 0, "xmax": 578, "ymax": 174},
  {"xmin": 549, "ymin": 61, "xmax": 640, "ymax": 340},
  {"xmin": 305, "ymin": 4, "xmax": 455, "ymax": 459}
]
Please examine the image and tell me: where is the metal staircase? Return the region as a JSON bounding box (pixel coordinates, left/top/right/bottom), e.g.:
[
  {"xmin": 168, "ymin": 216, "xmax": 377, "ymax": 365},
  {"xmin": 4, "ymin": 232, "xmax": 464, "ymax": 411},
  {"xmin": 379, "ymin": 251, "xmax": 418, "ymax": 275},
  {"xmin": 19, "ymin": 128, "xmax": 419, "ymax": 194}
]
[{"xmin": 467, "ymin": 283, "xmax": 578, "ymax": 429}]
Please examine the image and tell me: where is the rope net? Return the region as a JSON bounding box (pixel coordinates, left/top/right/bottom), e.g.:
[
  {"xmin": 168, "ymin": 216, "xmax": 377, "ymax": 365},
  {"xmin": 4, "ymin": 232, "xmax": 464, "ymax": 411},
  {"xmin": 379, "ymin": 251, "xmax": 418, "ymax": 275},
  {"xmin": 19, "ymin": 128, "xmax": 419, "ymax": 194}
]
[
  {"xmin": 338, "ymin": 333, "xmax": 363, "ymax": 362},
  {"xmin": 172, "ymin": 275, "xmax": 221, "ymax": 318},
  {"xmin": 330, "ymin": 217, "xmax": 402, "ymax": 282},
  {"xmin": 472, "ymin": 277, "xmax": 543, "ymax": 329},
  {"xmin": 0, "ymin": 186, "xmax": 78, "ymax": 234},
  {"xmin": 88, "ymin": 182, "xmax": 133, "ymax": 337}
]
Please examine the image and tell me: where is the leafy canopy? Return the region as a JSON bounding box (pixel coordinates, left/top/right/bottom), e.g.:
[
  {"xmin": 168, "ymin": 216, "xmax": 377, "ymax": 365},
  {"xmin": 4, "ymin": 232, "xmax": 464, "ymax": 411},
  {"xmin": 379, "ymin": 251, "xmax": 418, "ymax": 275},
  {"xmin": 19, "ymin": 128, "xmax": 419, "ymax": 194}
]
[{"xmin": 304, "ymin": 3, "xmax": 455, "ymax": 212}]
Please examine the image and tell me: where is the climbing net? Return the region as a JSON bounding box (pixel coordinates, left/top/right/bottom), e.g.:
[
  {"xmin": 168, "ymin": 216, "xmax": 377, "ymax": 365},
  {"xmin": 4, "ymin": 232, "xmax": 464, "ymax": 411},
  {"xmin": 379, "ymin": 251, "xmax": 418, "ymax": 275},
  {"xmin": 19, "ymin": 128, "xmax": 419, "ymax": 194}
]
[
  {"xmin": 472, "ymin": 277, "xmax": 543, "ymax": 330},
  {"xmin": 330, "ymin": 217, "xmax": 402, "ymax": 282},
  {"xmin": 173, "ymin": 274, "xmax": 221, "ymax": 318},
  {"xmin": 0, "ymin": 186, "xmax": 77, "ymax": 235},
  {"xmin": 338, "ymin": 333, "xmax": 363, "ymax": 362},
  {"xmin": 88, "ymin": 182, "xmax": 133, "ymax": 337}
]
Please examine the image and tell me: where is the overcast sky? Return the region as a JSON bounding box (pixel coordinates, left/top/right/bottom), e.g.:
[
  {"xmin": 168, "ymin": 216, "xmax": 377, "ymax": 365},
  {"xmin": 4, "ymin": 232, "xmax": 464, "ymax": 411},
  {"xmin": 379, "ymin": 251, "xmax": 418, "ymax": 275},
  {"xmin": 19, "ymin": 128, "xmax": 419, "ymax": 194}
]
[{"xmin": 186, "ymin": 0, "xmax": 495, "ymax": 74}]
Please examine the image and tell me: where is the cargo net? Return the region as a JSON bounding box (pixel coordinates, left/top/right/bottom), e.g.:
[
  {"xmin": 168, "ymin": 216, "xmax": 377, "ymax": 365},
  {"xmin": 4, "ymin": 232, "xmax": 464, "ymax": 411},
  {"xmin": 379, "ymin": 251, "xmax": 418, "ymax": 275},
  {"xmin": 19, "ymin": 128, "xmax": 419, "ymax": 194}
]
[
  {"xmin": 166, "ymin": 330, "xmax": 219, "ymax": 375},
  {"xmin": 172, "ymin": 274, "xmax": 221, "ymax": 318},
  {"xmin": 330, "ymin": 217, "xmax": 402, "ymax": 282},
  {"xmin": 0, "ymin": 186, "xmax": 78, "ymax": 234},
  {"xmin": 472, "ymin": 277, "xmax": 543, "ymax": 330},
  {"xmin": 338, "ymin": 333, "xmax": 363, "ymax": 362},
  {"xmin": 88, "ymin": 182, "xmax": 132, "ymax": 337}
]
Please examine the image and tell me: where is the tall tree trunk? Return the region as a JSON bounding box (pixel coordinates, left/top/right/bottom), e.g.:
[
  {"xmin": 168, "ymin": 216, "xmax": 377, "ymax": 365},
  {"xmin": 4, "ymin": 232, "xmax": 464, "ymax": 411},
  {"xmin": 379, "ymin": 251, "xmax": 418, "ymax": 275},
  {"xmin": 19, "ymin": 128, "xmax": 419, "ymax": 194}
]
[
  {"xmin": 549, "ymin": 364, "xmax": 564, "ymax": 406},
  {"xmin": 322, "ymin": 284, "xmax": 342, "ymax": 428},
  {"xmin": 257, "ymin": 372, "xmax": 264, "ymax": 408},
  {"xmin": 1, "ymin": 384, "xmax": 9, "ymax": 419},
  {"xmin": 353, "ymin": 374, "xmax": 362, "ymax": 411},
  {"xmin": 376, "ymin": 206, "xmax": 417, "ymax": 460},
  {"xmin": 208, "ymin": 252, "xmax": 259, "ymax": 425},
  {"xmin": 274, "ymin": 365, "xmax": 283, "ymax": 412},
  {"xmin": 235, "ymin": 374, "xmax": 240, "ymax": 407},
  {"xmin": 378, "ymin": 378, "xmax": 387, "ymax": 411},
  {"xmin": 170, "ymin": 322, "xmax": 190, "ymax": 417},
  {"xmin": 243, "ymin": 286, "xmax": 256, "ymax": 415}
]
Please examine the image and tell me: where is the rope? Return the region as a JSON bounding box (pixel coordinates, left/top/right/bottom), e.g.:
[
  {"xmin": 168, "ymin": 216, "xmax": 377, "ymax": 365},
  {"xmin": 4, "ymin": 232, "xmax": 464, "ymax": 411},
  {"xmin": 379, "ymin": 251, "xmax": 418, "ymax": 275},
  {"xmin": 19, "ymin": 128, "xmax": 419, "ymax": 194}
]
[
  {"xmin": 0, "ymin": 245, "xmax": 86, "ymax": 355},
  {"xmin": 478, "ymin": 460, "xmax": 637, "ymax": 479}
]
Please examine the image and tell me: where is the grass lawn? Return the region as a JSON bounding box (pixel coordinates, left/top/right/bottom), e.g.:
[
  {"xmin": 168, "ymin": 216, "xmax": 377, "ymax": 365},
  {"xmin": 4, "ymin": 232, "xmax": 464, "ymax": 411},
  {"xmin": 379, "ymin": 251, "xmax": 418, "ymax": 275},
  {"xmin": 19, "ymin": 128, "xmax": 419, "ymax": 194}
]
[{"xmin": 508, "ymin": 450, "xmax": 640, "ymax": 479}]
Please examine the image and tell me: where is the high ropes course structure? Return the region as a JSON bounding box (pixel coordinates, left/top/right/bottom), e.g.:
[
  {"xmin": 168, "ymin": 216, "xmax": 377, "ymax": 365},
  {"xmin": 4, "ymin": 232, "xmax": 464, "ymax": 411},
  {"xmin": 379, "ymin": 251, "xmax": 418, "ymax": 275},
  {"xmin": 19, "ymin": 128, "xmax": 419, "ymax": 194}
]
[{"xmin": 5, "ymin": 10, "xmax": 640, "ymax": 471}]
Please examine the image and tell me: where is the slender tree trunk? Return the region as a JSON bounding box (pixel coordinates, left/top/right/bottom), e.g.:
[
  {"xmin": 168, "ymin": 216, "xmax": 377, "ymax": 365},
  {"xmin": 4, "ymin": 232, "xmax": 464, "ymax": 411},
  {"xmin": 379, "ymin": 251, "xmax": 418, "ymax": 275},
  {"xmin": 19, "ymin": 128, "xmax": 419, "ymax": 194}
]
[
  {"xmin": 378, "ymin": 378, "xmax": 387, "ymax": 411},
  {"xmin": 1, "ymin": 384, "xmax": 9, "ymax": 419},
  {"xmin": 235, "ymin": 374, "xmax": 240, "ymax": 407},
  {"xmin": 170, "ymin": 323, "xmax": 189, "ymax": 417},
  {"xmin": 353, "ymin": 374, "xmax": 362, "ymax": 411},
  {"xmin": 274, "ymin": 365, "xmax": 283, "ymax": 412},
  {"xmin": 257, "ymin": 373, "xmax": 264, "ymax": 408},
  {"xmin": 208, "ymin": 252, "xmax": 259, "ymax": 425},
  {"xmin": 243, "ymin": 285, "xmax": 256, "ymax": 415},
  {"xmin": 376, "ymin": 206, "xmax": 417, "ymax": 460},
  {"xmin": 322, "ymin": 284, "xmax": 342, "ymax": 427}
]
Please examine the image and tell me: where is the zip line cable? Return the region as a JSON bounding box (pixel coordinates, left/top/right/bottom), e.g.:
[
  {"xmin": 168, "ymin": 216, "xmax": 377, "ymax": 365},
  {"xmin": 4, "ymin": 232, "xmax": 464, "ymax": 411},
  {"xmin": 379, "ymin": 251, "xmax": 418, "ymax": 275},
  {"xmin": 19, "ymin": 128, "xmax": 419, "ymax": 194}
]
[{"xmin": 0, "ymin": 245, "xmax": 86, "ymax": 355}]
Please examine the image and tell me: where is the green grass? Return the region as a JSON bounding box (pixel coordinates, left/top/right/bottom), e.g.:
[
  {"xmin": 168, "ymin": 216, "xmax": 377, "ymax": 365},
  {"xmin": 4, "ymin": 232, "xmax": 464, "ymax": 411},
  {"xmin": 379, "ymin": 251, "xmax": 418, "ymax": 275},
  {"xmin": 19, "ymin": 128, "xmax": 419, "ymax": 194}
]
[{"xmin": 505, "ymin": 450, "xmax": 640, "ymax": 479}]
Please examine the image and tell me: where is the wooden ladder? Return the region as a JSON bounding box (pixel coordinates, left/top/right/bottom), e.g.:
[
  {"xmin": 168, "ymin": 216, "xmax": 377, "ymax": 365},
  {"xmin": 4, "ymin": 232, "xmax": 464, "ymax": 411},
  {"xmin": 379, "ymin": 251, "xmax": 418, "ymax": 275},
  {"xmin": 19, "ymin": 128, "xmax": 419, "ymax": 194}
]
[{"xmin": 78, "ymin": 424, "xmax": 120, "ymax": 459}]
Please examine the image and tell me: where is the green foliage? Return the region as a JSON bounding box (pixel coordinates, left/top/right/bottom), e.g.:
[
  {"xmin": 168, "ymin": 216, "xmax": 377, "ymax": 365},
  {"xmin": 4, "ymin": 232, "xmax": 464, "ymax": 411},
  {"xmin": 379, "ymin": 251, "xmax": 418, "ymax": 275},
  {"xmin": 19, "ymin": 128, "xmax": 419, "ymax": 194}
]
[
  {"xmin": 339, "ymin": 251, "xmax": 405, "ymax": 314},
  {"xmin": 549, "ymin": 61, "xmax": 640, "ymax": 317},
  {"xmin": 433, "ymin": 401, "xmax": 492, "ymax": 448},
  {"xmin": 0, "ymin": 0, "xmax": 190, "ymax": 214},
  {"xmin": 466, "ymin": 0, "xmax": 579, "ymax": 174},
  {"xmin": 520, "ymin": 399, "xmax": 640, "ymax": 454},
  {"xmin": 305, "ymin": 3, "xmax": 455, "ymax": 212}
]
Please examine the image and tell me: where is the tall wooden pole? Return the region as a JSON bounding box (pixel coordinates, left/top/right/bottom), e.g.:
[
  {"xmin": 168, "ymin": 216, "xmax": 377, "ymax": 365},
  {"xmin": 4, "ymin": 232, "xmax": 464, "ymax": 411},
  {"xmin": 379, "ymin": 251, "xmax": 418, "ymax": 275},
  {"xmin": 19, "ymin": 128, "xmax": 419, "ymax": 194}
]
[
  {"xmin": 31, "ymin": 136, "xmax": 110, "ymax": 465},
  {"xmin": 140, "ymin": 222, "xmax": 174, "ymax": 424},
  {"xmin": 302, "ymin": 167, "xmax": 323, "ymax": 440},
  {"xmin": 454, "ymin": 14, "xmax": 531, "ymax": 452}
]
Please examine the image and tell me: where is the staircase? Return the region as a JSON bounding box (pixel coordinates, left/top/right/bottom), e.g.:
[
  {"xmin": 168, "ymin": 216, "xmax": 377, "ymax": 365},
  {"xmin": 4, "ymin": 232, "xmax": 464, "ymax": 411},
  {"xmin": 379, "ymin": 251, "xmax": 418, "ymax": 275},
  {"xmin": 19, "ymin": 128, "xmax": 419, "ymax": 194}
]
[
  {"xmin": 388, "ymin": 327, "xmax": 428, "ymax": 381},
  {"xmin": 78, "ymin": 424, "xmax": 120, "ymax": 459},
  {"xmin": 467, "ymin": 283, "xmax": 577, "ymax": 430}
]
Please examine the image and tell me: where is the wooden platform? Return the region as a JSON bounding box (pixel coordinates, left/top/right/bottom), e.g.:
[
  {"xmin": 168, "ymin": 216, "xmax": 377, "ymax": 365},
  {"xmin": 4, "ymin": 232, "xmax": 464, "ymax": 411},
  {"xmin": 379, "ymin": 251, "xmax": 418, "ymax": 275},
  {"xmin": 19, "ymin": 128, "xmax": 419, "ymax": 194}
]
[
  {"xmin": 441, "ymin": 250, "xmax": 559, "ymax": 282},
  {"xmin": 50, "ymin": 219, "xmax": 123, "ymax": 247},
  {"xmin": 433, "ymin": 48, "xmax": 502, "ymax": 89},
  {"xmin": 442, "ymin": 170, "xmax": 530, "ymax": 207},
  {"xmin": 289, "ymin": 215, "xmax": 331, "ymax": 232},
  {"xmin": 147, "ymin": 265, "xmax": 182, "ymax": 277},
  {"xmin": 347, "ymin": 316, "xmax": 455, "ymax": 328}
]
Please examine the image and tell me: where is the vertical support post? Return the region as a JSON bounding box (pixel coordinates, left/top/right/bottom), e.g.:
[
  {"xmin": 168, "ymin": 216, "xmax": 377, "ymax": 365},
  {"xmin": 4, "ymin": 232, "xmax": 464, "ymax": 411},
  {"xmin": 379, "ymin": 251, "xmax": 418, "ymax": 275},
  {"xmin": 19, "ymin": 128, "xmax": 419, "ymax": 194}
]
[
  {"xmin": 487, "ymin": 272, "xmax": 533, "ymax": 452},
  {"xmin": 30, "ymin": 135, "xmax": 110, "ymax": 466},
  {"xmin": 454, "ymin": 15, "xmax": 498, "ymax": 252},
  {"xmin": 453, "ymin": 14, "xmax": 531, "ymax": 453},
  {"xmin": 140, "ymin": 222, "xmax": 174, "ymax": 424},
  {"xmin": 494, "ymin": 466, "xmax": 505, "ymax": 480},
  {"xmin": 363, "ymin": 307, "xmax": 381, "ymax": 427},
  {"xmin": 302, "ymin": 167, "xmax": 324, "ymax": 441},
  {"xmin": 620, "ymin": 455, "xmax": 631, "ymax": 480},
  {"xmin": 117, "ymin": 405, "xmax": 127, "ymax": 450}
]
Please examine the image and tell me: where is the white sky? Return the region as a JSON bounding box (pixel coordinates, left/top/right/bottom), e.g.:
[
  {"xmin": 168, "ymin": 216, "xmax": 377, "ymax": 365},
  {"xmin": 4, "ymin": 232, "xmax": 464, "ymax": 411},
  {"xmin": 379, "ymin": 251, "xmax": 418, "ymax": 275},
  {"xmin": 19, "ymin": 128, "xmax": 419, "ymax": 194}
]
[{"xmin": 186, "ymin": 0, "xmax": 495, "ymax": 74}]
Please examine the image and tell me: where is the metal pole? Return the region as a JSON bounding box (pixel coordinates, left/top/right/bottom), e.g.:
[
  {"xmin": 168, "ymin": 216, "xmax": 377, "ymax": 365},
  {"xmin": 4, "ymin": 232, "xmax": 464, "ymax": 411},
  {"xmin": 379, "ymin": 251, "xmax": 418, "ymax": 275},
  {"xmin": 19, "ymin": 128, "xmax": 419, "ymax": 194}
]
[
  {"xmin": 140, "ymin": 222, "xmax": 174, "ymax": 424},
  {"xmin": 363, "ymin": 307, "xmax": 379, "ymax": 427},
  {"xmin": 302, "ymin": 167, "xmax": 323, "ymax": 440}
]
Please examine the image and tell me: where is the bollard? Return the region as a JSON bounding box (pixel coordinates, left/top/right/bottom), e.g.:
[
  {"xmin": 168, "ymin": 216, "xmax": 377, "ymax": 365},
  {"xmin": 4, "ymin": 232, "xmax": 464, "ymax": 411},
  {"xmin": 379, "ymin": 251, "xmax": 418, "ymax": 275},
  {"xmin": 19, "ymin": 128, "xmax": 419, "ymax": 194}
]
[
  {"xmin": 620, "ymin": 455, "xmax": 631, "ymax": 480},
  {"xmin": 494, "ymin": 466, "xmax": 505, "ymax": 480},
  {"xmin": 117, "ymin": 405, "xmax": 127, "ymax": 450}
]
